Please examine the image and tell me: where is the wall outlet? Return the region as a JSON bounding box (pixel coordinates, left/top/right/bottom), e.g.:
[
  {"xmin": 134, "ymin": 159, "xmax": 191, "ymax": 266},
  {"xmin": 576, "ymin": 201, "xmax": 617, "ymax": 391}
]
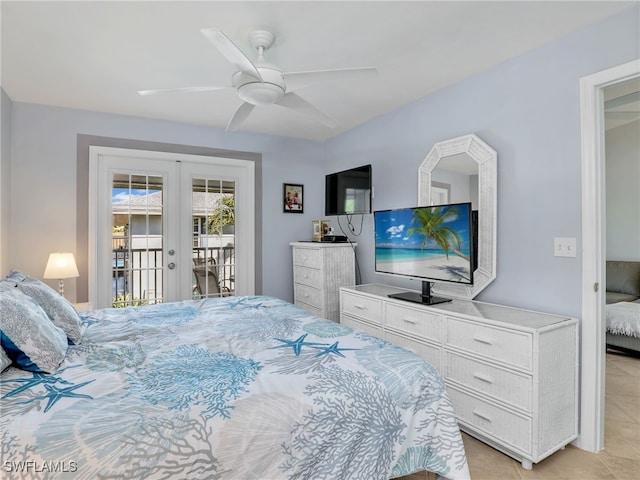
[{"xmin": 554, "ymin": 237, "xmax": 577, "ymax": 257}]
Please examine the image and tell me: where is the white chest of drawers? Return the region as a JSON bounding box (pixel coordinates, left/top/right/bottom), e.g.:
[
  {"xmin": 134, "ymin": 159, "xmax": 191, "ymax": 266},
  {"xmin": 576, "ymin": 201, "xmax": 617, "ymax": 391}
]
[
  {"xmin": 290, "ymin": 242, "xmax": 356, "ymax": 322},
  {"xmin": 340, "ymin": 283, "xmax": 578, "ymax": 470}
]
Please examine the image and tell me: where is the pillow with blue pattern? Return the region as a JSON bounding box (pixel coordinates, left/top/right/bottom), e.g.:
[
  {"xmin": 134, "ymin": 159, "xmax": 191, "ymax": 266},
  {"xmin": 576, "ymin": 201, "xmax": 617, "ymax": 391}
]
[
  {"xmin": 5, "ymin": 270, "xmax": 28, "ymax": 282},
  {"xmin": 1, "ymin": 346, "xmax": 11, "ymax": 372},
  {"xmin": 6, "ymin": 270, "xmax": 83, "ymax": 344},
  {"xmin": 0, "ymin": 283, "xmax": 68, "ymax": 373}
]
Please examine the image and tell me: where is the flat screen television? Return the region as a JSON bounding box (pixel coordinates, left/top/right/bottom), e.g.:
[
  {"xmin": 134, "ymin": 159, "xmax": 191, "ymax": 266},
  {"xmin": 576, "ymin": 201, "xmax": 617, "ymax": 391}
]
[
  {"xmin": 325, "ymin": 165, "xmax": 372, "ymax": 216},
  {"xmin": 374, "ymin": 202, "xmax": 474, "ymax": 305}
]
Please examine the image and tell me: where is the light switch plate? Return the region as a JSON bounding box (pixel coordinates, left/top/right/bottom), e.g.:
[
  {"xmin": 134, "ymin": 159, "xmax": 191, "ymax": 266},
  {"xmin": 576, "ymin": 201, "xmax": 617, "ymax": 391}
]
[{"xmin": 554, "ymin": 237, "xmax": 577, "ymax": 257}]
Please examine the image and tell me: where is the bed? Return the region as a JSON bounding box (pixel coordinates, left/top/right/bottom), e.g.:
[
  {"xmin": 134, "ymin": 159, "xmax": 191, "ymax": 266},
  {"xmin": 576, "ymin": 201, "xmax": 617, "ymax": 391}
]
[{"xmin": 1, "ymin": 279, "xmax": 469, "ymax": 480}]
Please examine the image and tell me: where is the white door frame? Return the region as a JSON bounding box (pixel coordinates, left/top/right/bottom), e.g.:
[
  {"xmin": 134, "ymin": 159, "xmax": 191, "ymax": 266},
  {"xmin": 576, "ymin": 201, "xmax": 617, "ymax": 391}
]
[
  {"xmin": 89, "ymin": 146, "xmax": 255, "ymax": 308},
  {"xmin": 578, "ymin": 58, "xmax": 640, "ymax": 452}
]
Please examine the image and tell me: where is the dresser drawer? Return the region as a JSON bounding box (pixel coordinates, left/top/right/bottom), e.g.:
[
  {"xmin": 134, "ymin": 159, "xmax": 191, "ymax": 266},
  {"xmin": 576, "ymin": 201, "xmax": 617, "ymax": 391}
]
[
  {"xmin": 446, "ymin": 318, "xmax": 532, "ymax": 370},
  {"xmin": 293, "ymin": 247, "xmax": 321, "ymax": 269},
  {"xmin": 341, "ymin": 314, "xmax": 383, "ymax": 338},
  {"xmin": 385, "ymin": 331, "xmax": 441, "ymax": 370},
  {"xmin": 385, "ymin": 303, "xmax": 442, "ymax": 342},
  {"xmin": 444, "ymin": 352, "xmax": 531, "ymax": 411},
  {"xmin": 341, "ymin": 291, "xmax": 383, "ymax": 324},
  {"xmin": 294, "ymin": 283, "xmax": 322, "ymax": 309},
  {"xmin": 448, "ymin": 386, "xmax": 532, "ymax": 455},
  {"xmin": 296, "ymin": 301, "xmax": 323, "ymax": 318},
  {"xmin": 294, "ymin": 265, "xmax": 322, "ymax": 289}
]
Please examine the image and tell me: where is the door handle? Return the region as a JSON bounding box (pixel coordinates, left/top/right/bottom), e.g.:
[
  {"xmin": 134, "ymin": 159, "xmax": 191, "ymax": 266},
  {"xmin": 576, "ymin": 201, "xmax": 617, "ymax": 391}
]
[{"xmin": 168, "ymin": 262, "xmax": 176, "ymax": 270}]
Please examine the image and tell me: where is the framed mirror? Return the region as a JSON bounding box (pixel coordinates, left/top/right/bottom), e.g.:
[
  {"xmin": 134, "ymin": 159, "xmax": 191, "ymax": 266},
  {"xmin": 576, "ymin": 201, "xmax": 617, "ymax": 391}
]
[{"xmin": 418, "ymin": 134, "xmax": 497, "ymax": 299}]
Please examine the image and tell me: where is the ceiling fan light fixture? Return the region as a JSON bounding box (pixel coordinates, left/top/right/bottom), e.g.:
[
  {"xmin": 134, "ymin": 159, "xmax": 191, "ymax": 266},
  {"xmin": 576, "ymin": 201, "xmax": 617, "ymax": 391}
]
[
  {"xmin": 238, "ymin": 82, "xmax": 285, "ymax": 106},
  {"xmin": 233, "ymin": 68, "xmax": 285, "ymax": 106}
]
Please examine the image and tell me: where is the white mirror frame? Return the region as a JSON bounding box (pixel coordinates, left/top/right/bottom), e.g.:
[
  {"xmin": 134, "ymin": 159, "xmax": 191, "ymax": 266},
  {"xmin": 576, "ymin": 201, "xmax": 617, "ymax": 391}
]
[{"xmin": 418, "ymin": 133, "xmax": 497, "ymax": 299}]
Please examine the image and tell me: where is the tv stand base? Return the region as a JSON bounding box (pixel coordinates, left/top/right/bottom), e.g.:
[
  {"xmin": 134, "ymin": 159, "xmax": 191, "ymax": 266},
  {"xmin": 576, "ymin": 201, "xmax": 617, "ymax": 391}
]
[{"xmin": 388, "ymin": 291, "xmax": 451, "ymax": 305}]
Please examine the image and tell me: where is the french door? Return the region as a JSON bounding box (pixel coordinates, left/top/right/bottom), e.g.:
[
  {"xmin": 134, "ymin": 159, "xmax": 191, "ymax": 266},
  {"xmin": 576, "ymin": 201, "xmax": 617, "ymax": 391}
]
[{"xmin": 89, "ymin": 147, "xmax": 254, "ymax": 309}]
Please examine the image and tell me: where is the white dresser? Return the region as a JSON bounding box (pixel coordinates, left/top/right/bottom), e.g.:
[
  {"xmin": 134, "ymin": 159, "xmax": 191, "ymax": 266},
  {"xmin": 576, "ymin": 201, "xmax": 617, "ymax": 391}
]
[
  {"xmin": 340, "ymin": 283, "xmax": 578, "ymax": 470},
  {"xmin": 290, "ymin": 242, "xmax": 356, "ymax": 322}
]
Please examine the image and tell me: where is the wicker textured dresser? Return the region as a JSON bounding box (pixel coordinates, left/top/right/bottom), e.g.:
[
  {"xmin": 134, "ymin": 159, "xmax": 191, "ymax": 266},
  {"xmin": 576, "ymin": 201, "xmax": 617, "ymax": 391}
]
[
  {"xmin": 340, "ymin": 283, "xmax": 578, "ymax": 470},
  {"xmin": 290, "ymin": 242, "xmax": 356, "ymax": 322}
]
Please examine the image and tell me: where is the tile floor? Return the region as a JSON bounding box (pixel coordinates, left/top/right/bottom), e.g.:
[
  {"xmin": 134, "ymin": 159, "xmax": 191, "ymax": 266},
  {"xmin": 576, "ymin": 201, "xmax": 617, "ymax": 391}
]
[{"xmin": 398, "ymin": 351, "xmax": 639, "ymax": 480}]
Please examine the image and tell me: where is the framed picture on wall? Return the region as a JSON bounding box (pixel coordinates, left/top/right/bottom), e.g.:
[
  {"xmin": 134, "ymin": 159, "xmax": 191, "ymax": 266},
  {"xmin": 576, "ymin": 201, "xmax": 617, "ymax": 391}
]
[{"xmin": 283, "ymin": 183, "xmax": 304, "ymax": 213}]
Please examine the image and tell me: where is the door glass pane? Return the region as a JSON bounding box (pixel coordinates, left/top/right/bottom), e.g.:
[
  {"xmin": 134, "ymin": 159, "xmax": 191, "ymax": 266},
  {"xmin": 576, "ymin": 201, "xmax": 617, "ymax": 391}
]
[
  {"xmin": 112, "ymin": 174, "xmax": 164, "ymax": 307},
  {"xmin": 192, "ymin": 178, "xmax": 235, "ymax": 299}
]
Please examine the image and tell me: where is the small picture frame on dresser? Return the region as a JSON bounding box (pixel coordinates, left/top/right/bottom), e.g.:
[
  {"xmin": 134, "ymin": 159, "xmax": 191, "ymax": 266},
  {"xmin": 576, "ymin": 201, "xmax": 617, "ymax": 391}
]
[
  {"xmin": 283, "ymin": 183, "xmax": 303, "ymax": 213},
  {"xmin": 312, "ymin": 220, "xmax": 331, "ymax": 241},
  {"xmin": 312, "ymin": 220, "xmax": 322, "ymax": 241}
]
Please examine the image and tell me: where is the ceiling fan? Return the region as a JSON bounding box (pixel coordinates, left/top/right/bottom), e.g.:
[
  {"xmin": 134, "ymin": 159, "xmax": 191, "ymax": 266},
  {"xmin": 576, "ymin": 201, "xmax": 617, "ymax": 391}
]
[{"xmin": 138, "ymin": 28, "xmax": 377, "ymax": 132}]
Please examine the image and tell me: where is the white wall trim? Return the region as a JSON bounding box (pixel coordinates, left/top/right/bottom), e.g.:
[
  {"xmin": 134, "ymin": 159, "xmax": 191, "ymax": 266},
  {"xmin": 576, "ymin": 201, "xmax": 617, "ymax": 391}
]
[{"xmin": 578, "ymin": 59, "xmax": 640, "ymax": 452}]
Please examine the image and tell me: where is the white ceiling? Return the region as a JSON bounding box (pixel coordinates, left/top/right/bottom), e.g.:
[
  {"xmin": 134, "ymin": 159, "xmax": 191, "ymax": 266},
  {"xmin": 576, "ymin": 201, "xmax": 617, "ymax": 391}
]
[{"xmin": 1, "ymin": 1, "xmax": 635, "ymax": 141}]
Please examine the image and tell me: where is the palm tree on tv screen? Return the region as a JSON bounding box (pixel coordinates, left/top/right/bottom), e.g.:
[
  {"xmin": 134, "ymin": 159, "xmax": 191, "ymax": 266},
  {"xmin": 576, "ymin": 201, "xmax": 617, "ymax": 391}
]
[{"xmin": 407, "ymin": 206, "xmax": 469, "ymax": 261}]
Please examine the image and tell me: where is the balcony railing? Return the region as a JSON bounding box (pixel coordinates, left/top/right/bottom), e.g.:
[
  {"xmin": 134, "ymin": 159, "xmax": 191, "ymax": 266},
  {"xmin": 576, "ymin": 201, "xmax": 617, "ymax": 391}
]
[{"xmin": 111, "ymin": 245, "xmax": 235, "ymax": 307}]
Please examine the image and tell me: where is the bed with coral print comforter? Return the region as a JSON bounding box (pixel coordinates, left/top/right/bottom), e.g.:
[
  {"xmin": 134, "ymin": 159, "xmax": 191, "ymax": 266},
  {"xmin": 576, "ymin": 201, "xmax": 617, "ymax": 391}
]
[{"xmin": 1, "ymin": 296, "xmax": 469, "ymax": 480}]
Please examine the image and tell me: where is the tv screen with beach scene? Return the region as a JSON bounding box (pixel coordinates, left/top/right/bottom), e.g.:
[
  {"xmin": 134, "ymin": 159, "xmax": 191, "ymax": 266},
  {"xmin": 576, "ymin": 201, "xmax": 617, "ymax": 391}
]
[{"xmin": 374, "ymin": 203, "xmax": 474, "ymax": 304}]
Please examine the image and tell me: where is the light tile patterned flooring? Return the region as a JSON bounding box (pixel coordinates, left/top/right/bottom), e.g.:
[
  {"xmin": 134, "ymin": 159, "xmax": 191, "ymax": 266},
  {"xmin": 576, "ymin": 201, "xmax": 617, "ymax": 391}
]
[{"xmin": 397, "ymin": 352, "xmax": 639, "ymax": 480}]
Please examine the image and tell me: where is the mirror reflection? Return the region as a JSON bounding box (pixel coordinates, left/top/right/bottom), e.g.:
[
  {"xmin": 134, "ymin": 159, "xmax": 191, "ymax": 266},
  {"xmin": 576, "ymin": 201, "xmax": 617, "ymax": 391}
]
[{"xmin": 430, "ymin": 153, "xmax": 479, "ymax": 208}]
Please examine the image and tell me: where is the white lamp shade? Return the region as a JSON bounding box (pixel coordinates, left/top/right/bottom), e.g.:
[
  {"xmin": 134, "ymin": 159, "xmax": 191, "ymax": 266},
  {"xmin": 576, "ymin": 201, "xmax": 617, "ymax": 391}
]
[{"xmin": 43, "ymin": 253, "xmax": 79, "ymax": 279}]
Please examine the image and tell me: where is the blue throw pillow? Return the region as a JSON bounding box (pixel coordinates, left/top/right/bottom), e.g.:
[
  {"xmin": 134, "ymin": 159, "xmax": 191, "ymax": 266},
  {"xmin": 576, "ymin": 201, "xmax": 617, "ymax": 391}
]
[{"xmin": 0, "ymin": 284, "xmax": 68, "ymax": 373}]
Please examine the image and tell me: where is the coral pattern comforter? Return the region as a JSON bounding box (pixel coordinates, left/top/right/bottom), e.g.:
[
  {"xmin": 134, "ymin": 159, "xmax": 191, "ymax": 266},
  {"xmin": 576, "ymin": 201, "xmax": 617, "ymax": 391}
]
[{"xmin": 1, "ymin": 296, "xmax": 469, "ymax": 480}]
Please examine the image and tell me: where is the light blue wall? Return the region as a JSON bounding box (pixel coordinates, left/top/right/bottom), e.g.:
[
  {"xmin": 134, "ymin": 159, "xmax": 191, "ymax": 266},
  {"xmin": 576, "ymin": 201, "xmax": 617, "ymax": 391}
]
[
  {"xmin": 324, "ymin": 4, "xmax": 640, "ymax": 318},
  {"xmin": 8, "ymin": 102, "xmax": 324, "ymax": 302},
  {"xmin": 0, "ymin": 89, "xmax": 12, "ymax": 276}
]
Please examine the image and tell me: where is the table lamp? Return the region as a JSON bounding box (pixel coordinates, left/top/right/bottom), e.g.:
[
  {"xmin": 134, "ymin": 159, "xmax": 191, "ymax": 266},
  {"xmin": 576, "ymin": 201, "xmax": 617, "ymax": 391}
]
[{"xmin": 43, "ymin": 252, "xmax": 79, "ymax": 297}]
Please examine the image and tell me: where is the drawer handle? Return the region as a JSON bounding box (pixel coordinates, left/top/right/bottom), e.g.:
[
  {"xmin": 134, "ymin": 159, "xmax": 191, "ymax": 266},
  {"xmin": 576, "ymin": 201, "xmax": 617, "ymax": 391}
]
[
  {"xmin": 472, "ymin": 335, "xmax": 493, "ymax": 345},
  {"xmin": 402, "ymin": 317, "xmax": 417, "ymax": 325},
  {"xmin": 472, "ymin": 409, "xmax": 493, "ymax": 423},
  {"xmin": 472, "ymin": 373, "xmax": 494, "ymax": 384},
  {"xmin": 354, "ymin": 304, "xmax": 367, "ymax": 310}
]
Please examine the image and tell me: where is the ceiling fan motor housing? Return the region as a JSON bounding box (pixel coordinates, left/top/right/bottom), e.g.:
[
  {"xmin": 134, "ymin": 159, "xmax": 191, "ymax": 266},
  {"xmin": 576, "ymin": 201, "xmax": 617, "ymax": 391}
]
[{"xmin": 233, "ymin": 67, "xmax": 285, "ymax": 106}]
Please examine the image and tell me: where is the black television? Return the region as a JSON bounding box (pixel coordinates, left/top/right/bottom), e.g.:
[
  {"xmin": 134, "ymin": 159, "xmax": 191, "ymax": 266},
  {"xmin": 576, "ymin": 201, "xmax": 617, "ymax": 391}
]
[
  {"xmin": 374, "ymin": 202, "xmax": 474, "ymax": 305},
  {"xmin": 325, "ymin": 165, "xmax": 372, "ymax": 216}
]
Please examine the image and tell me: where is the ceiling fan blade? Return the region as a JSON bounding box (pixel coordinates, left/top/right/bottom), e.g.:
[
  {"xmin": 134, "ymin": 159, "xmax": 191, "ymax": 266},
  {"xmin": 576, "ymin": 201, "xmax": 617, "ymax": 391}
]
[
  {"xmin": 283, "ymin": 67, "xmax": 377, "ymax": 92},
  {"xmin": 226, "ymin": 102, "xmax": 255, "ymax": 132},
  {"xmin": 275, "ymin": 92, "xmax": 339, "ymax": 128},
  {"xmin": 201, "ymin": 28, "xmax": 263, "ymax": 81},
  {"xmin": 138, "ymin": 86, "xmax": 230, "ymax": 96}
]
